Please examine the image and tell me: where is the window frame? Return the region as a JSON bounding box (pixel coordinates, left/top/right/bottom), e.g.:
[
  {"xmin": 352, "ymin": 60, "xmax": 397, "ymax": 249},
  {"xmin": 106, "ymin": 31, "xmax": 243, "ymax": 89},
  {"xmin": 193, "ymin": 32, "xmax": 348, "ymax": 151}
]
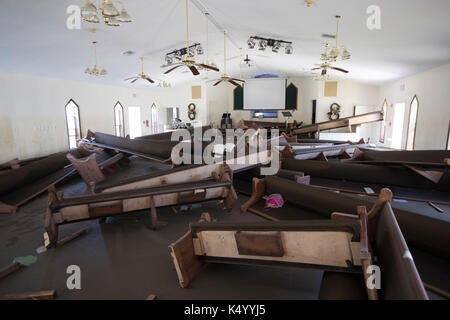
[
  {"xmin": 405, "ymin": 95, "xmax": 419, "ymax": 151},
  {"xmin": 379, "ymin": 99, "xmax": 387, "ymax": 143},
  {"xmin": 114, "ymin": 101, "xmax": 126, "ymax": 137},
  {"xmin": 446, "ymin": 121, "xmax": 450, "ymax": 150},
  {"xmin": 151, "ymin": 103, "xmax": 158, "ymax": 134},
  {"xmin": 65, "ymin": 99, "xmax": 82, "ymax": 149}
]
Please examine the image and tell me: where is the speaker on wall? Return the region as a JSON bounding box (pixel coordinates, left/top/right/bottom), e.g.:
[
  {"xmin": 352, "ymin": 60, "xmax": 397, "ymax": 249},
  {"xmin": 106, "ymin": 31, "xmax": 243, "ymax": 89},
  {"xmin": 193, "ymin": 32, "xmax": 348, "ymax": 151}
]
[{"xmin": 312, "ymin": 100, "xmax": 317, "ymax": 124}]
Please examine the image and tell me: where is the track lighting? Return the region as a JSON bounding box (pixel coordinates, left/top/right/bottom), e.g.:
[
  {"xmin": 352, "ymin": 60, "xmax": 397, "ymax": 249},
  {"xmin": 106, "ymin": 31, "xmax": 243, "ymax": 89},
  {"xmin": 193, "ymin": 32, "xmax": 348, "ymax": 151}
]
[
  {"xmin": 196, "ymin": 44, "xmax": 204, "ymax": 55},
  {"xmin": 272, "ymin": 41, "xmax": 281, "ymax": 53},
  {"xmin": 163, "ymin": 43, "xmax": 204, "ymax": 65},
  {"xmin": 247, "ymin": 36, "xmax": 293, "ymax": 54},
  {"xmin": 247, "ymin": 38, "xmax": 256, "ymax": 49},
  {"xmin": 258, "ymin": 40, "xmax": 267, "ymax": 51},
  {"xmin": 285, "ymin": 44, "xmax": 293, "ymax": 54}
]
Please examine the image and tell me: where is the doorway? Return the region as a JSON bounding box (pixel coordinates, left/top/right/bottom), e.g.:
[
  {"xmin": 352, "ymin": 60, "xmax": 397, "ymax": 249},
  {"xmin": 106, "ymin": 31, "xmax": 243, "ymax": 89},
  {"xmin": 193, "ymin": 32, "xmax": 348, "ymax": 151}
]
[
  {"xmin": 391, "ymin": 103, "xmax": 405, "ymax": 149},
  {"xmin": 128, "ymin": 107, "xmax": 142, "ymax": 139}
]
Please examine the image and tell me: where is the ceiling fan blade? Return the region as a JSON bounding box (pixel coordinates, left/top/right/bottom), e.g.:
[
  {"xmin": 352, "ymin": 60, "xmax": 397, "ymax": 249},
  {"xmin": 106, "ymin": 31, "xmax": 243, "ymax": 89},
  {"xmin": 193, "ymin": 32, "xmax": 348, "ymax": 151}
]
[
  {"xmin": 213, "ymin": 80, "xmax": 222, "ymax": 86},
  {"xmin": 189, "ymin": 65, "xmax": 200, "ymax": 76},
  {"xmin": 231, "ymin": 78, "xmax": 246, "ymax": 83},
  {"xmin": 164, "ymin": 65, "xmax": 184, "ymax": 74},
  {"xmin": 311, "ymin": 67, "xmax": 321, "ymax": 71},
  {"xmin": 124, "ymin": 77, "xmax": 138, "ymax": 81},
  {"xmin": 228, "ymin": 79, "xmax": 240, "ymax": 87},
  {"xmin": 196, "ymin": 63, "xmax": 219, "ymax": 72},
  {"xmin": 321, "ymin": 69, "xmax": 327, "ymax": 75},
  {"xmin": 329, "ymin": 66, "xmax": 349, "ymax": 73},
  {"xmin": 145, "ymin": 77, "xmax": 155, "ymax": 83},
  {"xmin": 131, "ymin": 78, "xmax": 139, "ymax": 83}
]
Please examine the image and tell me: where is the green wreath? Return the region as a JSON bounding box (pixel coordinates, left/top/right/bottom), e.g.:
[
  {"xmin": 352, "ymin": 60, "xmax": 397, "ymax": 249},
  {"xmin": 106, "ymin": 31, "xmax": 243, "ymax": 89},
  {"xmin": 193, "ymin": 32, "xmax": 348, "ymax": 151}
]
[{"xmin": 327, "ymin": 103, "xmax": 341, "ymax": 120}]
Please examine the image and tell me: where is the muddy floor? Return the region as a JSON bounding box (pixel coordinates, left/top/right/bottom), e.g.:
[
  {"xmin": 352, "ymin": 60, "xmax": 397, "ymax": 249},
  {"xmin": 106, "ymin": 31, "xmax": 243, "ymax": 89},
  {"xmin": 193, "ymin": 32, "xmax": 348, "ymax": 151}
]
[{"xmin": 0, "ymin": 157, "xmax": 323, "ymax": 299}]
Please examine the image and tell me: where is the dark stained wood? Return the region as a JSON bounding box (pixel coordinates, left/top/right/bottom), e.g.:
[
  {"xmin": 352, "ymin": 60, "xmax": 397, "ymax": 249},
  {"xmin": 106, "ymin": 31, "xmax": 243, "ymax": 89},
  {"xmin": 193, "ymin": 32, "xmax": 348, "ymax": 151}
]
[
  {"xmin": 1, "ymin": 290, "xmax": 55, "ymax": 300},
  {"xmin": 235, "ymin": 231, "xmax": 284, "ymax": 257},
  {"xmin": 169, "ymin": 231, "xmax": 206, "ymax": 288},
  {"xmin": 0, "ymin": 262, "xmax": 21, "ymax": 280}
]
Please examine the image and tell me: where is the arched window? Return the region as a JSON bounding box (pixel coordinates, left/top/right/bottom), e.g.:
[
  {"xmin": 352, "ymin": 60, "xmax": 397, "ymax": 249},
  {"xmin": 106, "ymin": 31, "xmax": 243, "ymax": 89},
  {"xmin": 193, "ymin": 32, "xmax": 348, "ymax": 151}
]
[
  {"xmin": 379, "ymin": 99, "xmax": 387, "ymax": 143},
  {"xmin": 114, "ymin": 101, "xmax": 125, "ymax": 137},
  {"xmin": 406, "ymin": 95, "xmax": 419, "ymax": 150},
  {"xmin": 65, "ymin": 99, "xmax": 81, "ymax": 149},
  {"xmin": 151, "ymin": 103, "xmax": 158, "ymax": 134}
]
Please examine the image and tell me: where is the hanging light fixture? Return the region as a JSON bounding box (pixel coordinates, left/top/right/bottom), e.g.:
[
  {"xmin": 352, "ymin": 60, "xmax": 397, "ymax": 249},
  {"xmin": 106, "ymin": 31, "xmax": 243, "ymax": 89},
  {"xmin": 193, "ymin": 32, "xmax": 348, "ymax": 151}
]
[
  {"xmin": 158, "ymin": 81, "xmax": 172, "ymax": 88},
  {"xmin": 321, "ymin": 15, "xmax": 350, "ymax": 62},
  {"xmin": 85, "ymin": 41, "xmax": 107, "ymax": 76},
  {"xmin": 199, "ymin": 12, "xmax": 217, "ymax": 71},
  {"xmin": 81, "ymin": 0, "xmax": 133, "ymax": 26}
]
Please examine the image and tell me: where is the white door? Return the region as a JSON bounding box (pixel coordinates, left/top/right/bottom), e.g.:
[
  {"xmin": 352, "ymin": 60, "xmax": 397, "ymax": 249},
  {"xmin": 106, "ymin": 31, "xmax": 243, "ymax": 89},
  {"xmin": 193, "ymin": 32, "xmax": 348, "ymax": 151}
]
[
  {"xmin": 391, "ymin": 103, "xmax": 405, "ymax": 149},
  {"xmin": 128, "ymin": 107, "xmax": 142, "ymax": 139}
]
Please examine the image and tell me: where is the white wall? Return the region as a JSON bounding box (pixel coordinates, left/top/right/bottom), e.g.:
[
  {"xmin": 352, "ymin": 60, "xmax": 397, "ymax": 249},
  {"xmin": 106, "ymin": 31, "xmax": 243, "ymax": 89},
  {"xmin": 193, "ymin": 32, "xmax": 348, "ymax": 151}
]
[
  {"xmin": 200, "ymin": 77, "xmax": 380, "ymax": 138},
  {"xmin": 0, "ymin": 71, "xmax": 164, "ymax": 163},
  {"xmin": 160, "ymin": 82, "xmax": 208, "ymax": 126},
  {"xmin": 370, "ymin": 63, "xmax": 450, "ymax": 150}
]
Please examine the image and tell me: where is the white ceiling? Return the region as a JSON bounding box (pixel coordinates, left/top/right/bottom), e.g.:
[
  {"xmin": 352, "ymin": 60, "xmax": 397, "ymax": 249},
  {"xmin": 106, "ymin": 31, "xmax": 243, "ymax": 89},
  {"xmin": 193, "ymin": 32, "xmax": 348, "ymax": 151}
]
[{"xmin": 0, "ymin": 0, "xmax": 449, "ymax": 88}]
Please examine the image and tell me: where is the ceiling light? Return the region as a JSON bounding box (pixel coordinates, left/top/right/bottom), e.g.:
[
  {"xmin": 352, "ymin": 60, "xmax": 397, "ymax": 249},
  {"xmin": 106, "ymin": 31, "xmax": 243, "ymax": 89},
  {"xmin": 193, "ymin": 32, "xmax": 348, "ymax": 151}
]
[
  {"xmin": 247, "ymin": 37, "xmax": 256, "ymax": 49},
  {"xmin": 272, "ymin": 41, "xmax": 281, "ymax": 53},
  {"xmin": 81, "ymin": 0, "xmax": 97, "ymax": 17},
  {"xmin": 165, "ymin": 56, "xmax": 173, "ymax": 65},
  {"xmin": 320, "ymin": 15, "xmax": 351, "ymax": 62},
  {"xmin": 196, "ymin": 44, "xmax": 204, "ymax": 55},
  {"xmin": 85, "ymin": 41, "xmax": 107, "ymax": 77},
  {"xmin": 104, "ymin": 16, "xmax": 120, "ymax": 26},
  {"xmin": 258, "ymin": 40, "xmax": 267, "ymax": 51},
  {"xmin": 285, "ymin": 44, "xmax": 293, "ymax": 54},
  {"xmin": 341, "ymin": 47, "xmax": 351, "ymax": 60},
  {"xmin": 101, "ymin": 0, "xmax": 119, "ymax": 17},
  {"xmin": 80, "ymin": 0, "xmax": 132, "ymax": 27},
  {"xmin": 117, "ymin": 8, "xmax": 133, "ymax": 22}
]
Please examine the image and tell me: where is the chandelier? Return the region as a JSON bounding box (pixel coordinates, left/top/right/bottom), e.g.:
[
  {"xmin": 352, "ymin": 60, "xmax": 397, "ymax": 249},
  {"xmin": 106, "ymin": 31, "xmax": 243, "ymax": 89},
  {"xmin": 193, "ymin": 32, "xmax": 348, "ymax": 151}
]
[
  {"xmin": 321, "ymin": 15, "xmax": 350, "ymax": 62},
  {"xmin": 199, "ymin": 13, "xmax": 217, "ymax": 71},
  {"xmin": 81, "ymin": 0, "xmax": 133, "ymax": 27},
  {"xmin": 85, "ymin": 41, "xmax": 107, "ymax": 76},
  {"xmin": 157, "ymin": 81, "xmax": 172, "ymax": 88}
]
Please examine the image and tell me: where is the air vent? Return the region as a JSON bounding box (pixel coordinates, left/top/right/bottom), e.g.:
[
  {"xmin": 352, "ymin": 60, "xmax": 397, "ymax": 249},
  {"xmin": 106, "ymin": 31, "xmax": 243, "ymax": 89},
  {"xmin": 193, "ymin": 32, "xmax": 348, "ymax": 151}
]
[
  {"xmin": 321, "ymin": 34, "xmax": 336, "ymax": 39},
  {"xmin": 122, "ymin": 50, "xmax": 135, "ymax": 56}
]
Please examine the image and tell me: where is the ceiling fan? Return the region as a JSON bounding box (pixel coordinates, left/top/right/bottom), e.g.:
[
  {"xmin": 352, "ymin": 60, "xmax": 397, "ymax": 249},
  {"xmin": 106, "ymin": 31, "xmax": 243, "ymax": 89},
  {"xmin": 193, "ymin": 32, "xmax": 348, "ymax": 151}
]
[
  {"xmin": 311, "ymin": 61, "xmax": 349, "ymax": 75},
  {"xmin": 124, "ymin": 57, "xmax": 154, "ymax": 84},
  {"xmin": 212, "ymin": 31, "xmax": 246, "ymax": 87},
  {"xmin": 162, "ymin": 0, "xmax": 219, "ymax": 76}
]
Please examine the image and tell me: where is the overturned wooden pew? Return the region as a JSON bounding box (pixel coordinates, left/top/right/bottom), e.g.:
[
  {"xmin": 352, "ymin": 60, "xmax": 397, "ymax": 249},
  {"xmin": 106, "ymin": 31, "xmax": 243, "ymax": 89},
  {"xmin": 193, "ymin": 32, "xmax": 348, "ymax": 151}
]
[
  {"xmin": 291, "ymin": 111, "xmax": 383, "ymax": 135},
  {"xmin": 45, "ymin": 166, "xmax": 237, "ymax": 247},
  {"xmin": 281, "ymin": 158, "xmax": 450, "ymax": 191},
  {"xmin": 169, "ymin": 189, "xmax": 428, "ymax": 300},
  {"xmin": 0, "ymin": 148, "xmax": 122, "ymax": 214},
  {"xmin": 242, "ymin": 176, "xmax": 450, "ymax": 260}
]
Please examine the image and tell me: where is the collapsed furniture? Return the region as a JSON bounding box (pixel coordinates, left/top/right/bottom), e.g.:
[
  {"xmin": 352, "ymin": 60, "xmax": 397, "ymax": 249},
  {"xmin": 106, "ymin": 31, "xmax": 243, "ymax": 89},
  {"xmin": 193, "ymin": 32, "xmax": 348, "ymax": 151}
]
[
  {"xmin": 291, "ymin": 111, "xmax": 383, "ymax": 136},
  {"xmin": 44, "ymin": 150, "xmax": 272, "ymax": 247},
  {"xmin": 0, "ymin": 147, "xmax": 123, "ymax": 214},
  {"xmin": 280, "ymin": 141, "xmax": 368, "ymax": 161},
  {"xmin": 241, "ymin": 176, "xmax": 450, "ymax": 260},
  {"xmin": 281, "ymin": 158, "xmax": 450, "ymax": 192},
  {"xmin": 84, "ymin": 127, "xmax": 213, "ymax": 164},
  {"xmin": 169, "ymin": 188, "xmax": 428, "ymax": 299},
  {"xmin": 345, "ymin": 148, "xmax": 450, "ymax": 167}
]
